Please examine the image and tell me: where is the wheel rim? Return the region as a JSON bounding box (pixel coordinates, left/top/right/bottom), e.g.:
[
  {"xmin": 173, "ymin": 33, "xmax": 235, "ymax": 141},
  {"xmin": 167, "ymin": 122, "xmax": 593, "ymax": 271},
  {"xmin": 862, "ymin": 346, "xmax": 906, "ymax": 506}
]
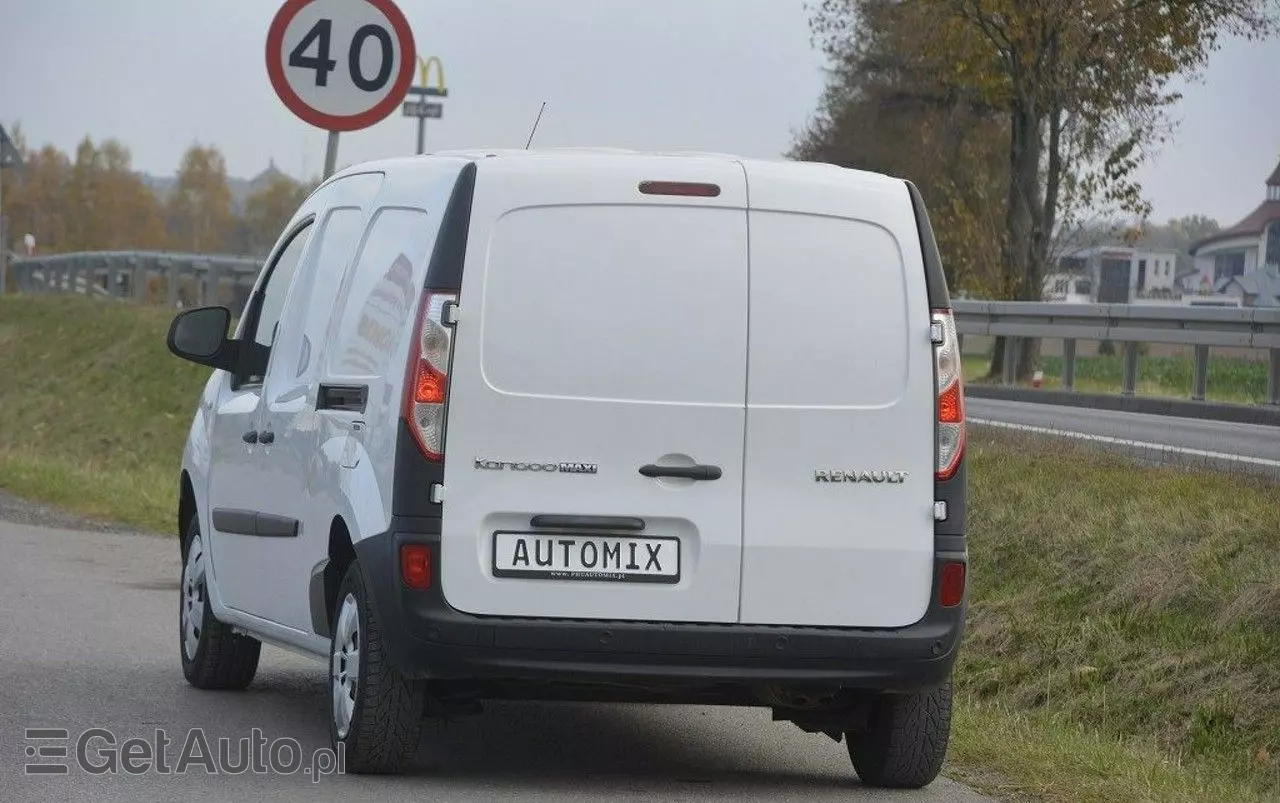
[
  {"xmin": 331, "ymin": 593, "xmax": 360, "ymax": 739},
  {"xmin": 181, "ymin": 531, "xmax": 207, "ymax": 661}
]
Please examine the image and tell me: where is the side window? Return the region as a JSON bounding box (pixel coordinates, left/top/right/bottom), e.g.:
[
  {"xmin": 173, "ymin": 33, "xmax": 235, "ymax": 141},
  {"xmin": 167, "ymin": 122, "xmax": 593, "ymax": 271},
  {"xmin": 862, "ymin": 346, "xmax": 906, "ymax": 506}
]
[
  {"xmin": 239, "ymin": 222, "xmax": 314, "ymax": 386},
  {"xmin": 263, "ymin": 207, "xmax": 366, "ymax": 390},
  {"xmin": 330, "ymin": 208, "xmax": 433, "ymax": 378}
]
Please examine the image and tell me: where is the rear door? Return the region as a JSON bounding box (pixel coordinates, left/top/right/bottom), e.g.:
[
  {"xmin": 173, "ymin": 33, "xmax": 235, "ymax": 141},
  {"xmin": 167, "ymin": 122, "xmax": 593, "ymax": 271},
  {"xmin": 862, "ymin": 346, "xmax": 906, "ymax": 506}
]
[
  {"xmin": 441, "ymin": 154, "xmax": 749, "ymax": 623},
  {"xmin": 739, "ymin": 163, "xmax": 937, "ymax": 628}
]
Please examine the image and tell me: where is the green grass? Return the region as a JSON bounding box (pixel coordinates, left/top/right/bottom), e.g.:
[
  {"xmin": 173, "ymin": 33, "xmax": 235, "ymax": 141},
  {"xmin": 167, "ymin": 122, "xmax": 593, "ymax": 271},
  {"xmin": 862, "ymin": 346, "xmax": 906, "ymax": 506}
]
[
  {"xmin": 963, "ymin": 353, "xmax": 1270, "ymax": 405},
  {"xmin": 2, "ymin": 295, "xmax": 1278, "ymax": 800},
  {"xmin": 954, "ymin": 429, "xmax": 1280, "ymax": 799},
  {"xmin": 0, "ymin": 295, "xmax": 208, "ymax": 532}
]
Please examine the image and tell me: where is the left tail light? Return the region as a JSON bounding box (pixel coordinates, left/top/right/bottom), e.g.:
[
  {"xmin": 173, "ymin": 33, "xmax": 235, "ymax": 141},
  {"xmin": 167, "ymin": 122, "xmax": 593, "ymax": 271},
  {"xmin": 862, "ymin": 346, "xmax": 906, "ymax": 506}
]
[{"xmin": 402, "ymin": 291, "xmax": 458, "ymax": 461}]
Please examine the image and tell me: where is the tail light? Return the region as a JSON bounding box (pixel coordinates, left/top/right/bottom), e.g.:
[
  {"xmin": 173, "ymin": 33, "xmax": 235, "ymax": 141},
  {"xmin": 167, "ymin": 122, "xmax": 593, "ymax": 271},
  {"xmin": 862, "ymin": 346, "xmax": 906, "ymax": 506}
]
[
  {"xmin": 939, "ymin": 561, "xmax": 966, "ymax": 607},
  {"xmin": 403, "ymin": 291, "xmax": 458, "ymax": 461},
  {"xmin": 400, "ymin": 544, "xmax": 432, "ymax": 590},
  {"xmin": 932, "ymin": 308, "xmax": 965, "ymax": 480}
]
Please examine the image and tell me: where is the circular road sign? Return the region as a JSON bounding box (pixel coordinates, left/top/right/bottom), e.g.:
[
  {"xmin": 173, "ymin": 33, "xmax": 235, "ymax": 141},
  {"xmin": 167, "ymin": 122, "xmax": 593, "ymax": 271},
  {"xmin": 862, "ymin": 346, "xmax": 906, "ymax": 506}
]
[{"xmin": 266, "ymin": 0, "xmax": 417, "ymax": 132}]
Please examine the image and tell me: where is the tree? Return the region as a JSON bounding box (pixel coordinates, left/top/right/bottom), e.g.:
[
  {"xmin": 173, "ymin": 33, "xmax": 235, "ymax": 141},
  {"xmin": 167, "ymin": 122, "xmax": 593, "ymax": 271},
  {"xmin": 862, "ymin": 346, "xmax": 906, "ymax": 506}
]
[
  {"xmin": 241, "ymin": 174, "xmax": 313, "ymax": 256},
  {"xmin": 168, "ymin": 144, "xmax": 234, "ymax": 253},
  {"xmin": 3, "ymin": 128, "xmax": 73, "ymax": 254},
  {"xmin": 63, "ymin": 137, "xmax": 167, "ymax": 251},
  {"xmin": 795, "ymin": 0, "xmax": 1009, "ymax": 298},
  {"xmin": 803, "ymin": 0, "xmax": 1275, "ymax": 378}
]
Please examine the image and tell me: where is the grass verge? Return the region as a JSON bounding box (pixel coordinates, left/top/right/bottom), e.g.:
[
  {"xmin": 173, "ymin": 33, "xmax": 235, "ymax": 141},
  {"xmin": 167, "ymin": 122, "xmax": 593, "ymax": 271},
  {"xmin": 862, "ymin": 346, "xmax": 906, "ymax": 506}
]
[
  {"xmin": 0, "ymin": 295, "xmax": 207, "ymax": 533},
  {"xmin": 963, "ymin": 353, "xmax": 1270, "ymax": 405},
  {"xmin": 2, "ymin": 296, "xmax": 1278, "ymax": 799}
]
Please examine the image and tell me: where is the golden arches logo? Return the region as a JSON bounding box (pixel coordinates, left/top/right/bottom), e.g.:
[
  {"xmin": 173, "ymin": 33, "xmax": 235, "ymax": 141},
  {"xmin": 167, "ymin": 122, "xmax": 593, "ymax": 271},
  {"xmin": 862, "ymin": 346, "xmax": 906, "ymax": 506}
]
[{"xmin": 418, "ymin": 56, "xmax": 447, "ymax": 94}]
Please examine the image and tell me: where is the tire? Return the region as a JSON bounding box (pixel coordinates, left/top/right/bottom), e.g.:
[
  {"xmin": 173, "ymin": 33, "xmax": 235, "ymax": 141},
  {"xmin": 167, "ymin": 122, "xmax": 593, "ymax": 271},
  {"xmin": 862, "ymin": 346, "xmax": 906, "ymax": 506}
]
[
  {"xmin": 179, "ymin": 515, "xmax": 261, "ymax": 690},
  {"xmin": 329, "ymin": 560, "xmax": 425, "ymax": 774},
  {"xmin": 845, "ymin": 680, "xmax": 952, "ymax": 789}
]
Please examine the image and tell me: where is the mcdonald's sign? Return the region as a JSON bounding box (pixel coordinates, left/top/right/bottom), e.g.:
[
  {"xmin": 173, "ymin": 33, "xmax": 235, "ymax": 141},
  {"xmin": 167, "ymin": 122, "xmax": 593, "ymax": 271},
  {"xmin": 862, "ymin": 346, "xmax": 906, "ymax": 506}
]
[{"xmin": 415, "ymin": 56, "xmax": 447, "ymax": 97}]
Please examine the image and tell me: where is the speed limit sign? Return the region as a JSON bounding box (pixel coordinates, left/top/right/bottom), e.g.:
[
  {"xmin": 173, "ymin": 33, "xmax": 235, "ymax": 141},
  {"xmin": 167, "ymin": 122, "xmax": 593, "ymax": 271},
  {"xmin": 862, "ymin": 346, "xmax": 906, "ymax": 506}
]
[{"xmin": 266, "ymin": 0, "xmax": 417, "ymax": 132}]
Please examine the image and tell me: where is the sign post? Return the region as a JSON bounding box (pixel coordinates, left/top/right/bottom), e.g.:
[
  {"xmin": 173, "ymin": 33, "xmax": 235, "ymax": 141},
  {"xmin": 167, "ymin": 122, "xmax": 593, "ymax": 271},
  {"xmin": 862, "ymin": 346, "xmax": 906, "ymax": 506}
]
[
  {"xmin": 266, "ymin": 0, "xmax": 417, "ymax": 178},
  {"xmin": 402, "ymin": 56, "xmax": 448, "ymax": 155},
  {"xmin": 0, "ymin": 124, "xmax": 24, "ymax": 296}
]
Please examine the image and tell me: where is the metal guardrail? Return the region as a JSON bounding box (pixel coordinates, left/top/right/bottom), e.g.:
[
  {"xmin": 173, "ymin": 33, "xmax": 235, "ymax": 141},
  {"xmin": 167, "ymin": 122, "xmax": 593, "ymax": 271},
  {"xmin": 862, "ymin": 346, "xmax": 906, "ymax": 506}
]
[
  {"xmin": 10, "ymin": 253, "xmax": 1280, "ymax": 406},
  {"xmin": 952, "ymin": 300, "xmax": 1280, "ymax": 406},
  {"xmin": 11, "ymin": 251, "xmax": 263, "ymax": 314}
]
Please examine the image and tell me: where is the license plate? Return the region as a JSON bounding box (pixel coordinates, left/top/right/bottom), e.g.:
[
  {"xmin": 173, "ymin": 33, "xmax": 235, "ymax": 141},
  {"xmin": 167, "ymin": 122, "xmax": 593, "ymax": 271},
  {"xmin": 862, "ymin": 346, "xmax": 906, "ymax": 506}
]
[{"xmin": 492, "ymin": 531, "xmax": 680, "ymax": 584}]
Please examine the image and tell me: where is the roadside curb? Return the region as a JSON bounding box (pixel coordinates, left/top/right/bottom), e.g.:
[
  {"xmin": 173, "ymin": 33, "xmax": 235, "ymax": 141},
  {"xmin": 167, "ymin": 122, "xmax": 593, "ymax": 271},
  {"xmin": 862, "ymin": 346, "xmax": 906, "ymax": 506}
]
[{"xmin": 964, "ymin": 385, "xmax": 1280, "ymax": 427}]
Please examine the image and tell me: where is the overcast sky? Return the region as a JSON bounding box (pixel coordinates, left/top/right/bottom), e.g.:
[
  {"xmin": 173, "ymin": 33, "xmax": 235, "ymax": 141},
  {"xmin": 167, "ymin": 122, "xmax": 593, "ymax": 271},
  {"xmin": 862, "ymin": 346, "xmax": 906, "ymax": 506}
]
[{"xmin": 2, "ymin": 0, "xmax": 1277, "ymax": 225}]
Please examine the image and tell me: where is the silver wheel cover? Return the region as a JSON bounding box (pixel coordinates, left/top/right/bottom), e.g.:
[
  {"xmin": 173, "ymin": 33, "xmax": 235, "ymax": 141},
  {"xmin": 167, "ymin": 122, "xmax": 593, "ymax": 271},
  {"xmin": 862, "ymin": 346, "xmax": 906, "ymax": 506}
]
[
  {"xmin": 181, "ymin": 532, "xmax": 207, "ymax": 661},
  {"xmin": 331, "ymin": 593, "xmax": 360, "ymax": 739}
]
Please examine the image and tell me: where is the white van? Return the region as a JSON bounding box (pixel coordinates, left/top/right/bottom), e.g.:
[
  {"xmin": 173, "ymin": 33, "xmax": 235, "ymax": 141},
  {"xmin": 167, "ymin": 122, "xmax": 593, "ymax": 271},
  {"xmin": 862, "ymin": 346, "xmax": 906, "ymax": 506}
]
[{"xmin": 166, "ymin": 149, "xmax": 968, "ymax": 788}]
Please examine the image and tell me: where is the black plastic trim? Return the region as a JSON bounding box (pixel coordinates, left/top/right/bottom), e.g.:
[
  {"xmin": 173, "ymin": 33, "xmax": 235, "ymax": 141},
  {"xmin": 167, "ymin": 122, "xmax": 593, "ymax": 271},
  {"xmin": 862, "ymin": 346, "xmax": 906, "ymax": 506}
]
[
  {"xmin": 211, "ymin": 509, "xmax": 298, "ymax": 538},
  {"xmin": 907, "ymin": 180, "xmax": 969, "ymax": 538},
  {"xmin": 317, "ymin": 383, "xmax": 368, "ymax": 413},
  {"xmin": 309, "ymin": 560, "xmax": 331, "ymax": 637},
  {"xmin": 422, "ymin": 161, "xmax": 477, "ymax": 291},
  {"xmin": 933, "ymin": 458, "xmax": 967, "ymax": 537},
  {"xmin": 211, "ymin": 508, "xmax": 257, "ymax": 536},
  {"xmin": 529, "ymin": 515, "xmax": 646, "ymax": 531},
  {"xmin": 904, "ymin": 181, "xmax": 951, "ymax": 309},
  {"xmin": 639, "ymin": 464, "xmax": 722, "ymax": 481},
  {"xmin": 256, "ymin": 513, "xmax": 299, "ymax": 538},
  {"xmin": 351, "ymin": 517, "xmax": 966, "ymax": 690},
  {"xmin": 392, "ymin": 161, "xmax": 477, "ymax": 519}
]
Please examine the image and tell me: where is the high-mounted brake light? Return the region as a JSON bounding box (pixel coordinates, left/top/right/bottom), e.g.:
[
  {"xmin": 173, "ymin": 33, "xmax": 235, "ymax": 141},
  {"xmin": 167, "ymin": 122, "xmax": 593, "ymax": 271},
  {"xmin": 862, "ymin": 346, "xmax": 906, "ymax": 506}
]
[
  {"xmin": 932, "ymin": 308, "xmax": 966, "ymax": 481},
  {"xmin": 638, "ymin": 181, "xmax": 721, "ymax": 198},
  {"xmin": 403, "ymin": 291, "xmax": 458, "ymax": 461}
]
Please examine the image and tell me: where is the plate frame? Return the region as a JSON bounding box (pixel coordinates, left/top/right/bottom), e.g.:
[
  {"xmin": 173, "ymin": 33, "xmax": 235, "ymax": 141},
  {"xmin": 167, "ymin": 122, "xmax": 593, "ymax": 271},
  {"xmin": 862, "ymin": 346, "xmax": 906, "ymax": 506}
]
[{"xmin": 491, "ymin": 530, "xmax": 681, "ymax": 584}]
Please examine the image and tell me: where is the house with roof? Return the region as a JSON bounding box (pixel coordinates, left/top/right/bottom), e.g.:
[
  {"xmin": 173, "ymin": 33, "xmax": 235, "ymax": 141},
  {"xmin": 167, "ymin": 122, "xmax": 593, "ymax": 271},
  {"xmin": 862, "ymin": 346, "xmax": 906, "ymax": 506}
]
[
  {"xmin": 1187, "ymin": 156, "xmax": 1280, "ymax": 307},
  {"xmin": 1044, "ymin": 245, "xmax": 1182, "ymax": 303}
]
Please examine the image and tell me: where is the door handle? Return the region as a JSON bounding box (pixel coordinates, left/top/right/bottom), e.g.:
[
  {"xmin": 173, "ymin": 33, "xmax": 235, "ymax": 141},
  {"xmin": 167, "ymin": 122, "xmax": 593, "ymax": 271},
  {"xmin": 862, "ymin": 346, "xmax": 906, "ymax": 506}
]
[
  {"xmin": 638, "ymin": 464, "xmax": 722, "ymax": 481},
  {"xmin": 317, "ymin": 383, "xmax": 368, "ymax": 413},
  {"xmin": 242, "ymin": 431, "xmax": 258, "ymax": 445},
  {"xmin": 258, "ymin": 431, "xmax": 275, "ymax": 445}
]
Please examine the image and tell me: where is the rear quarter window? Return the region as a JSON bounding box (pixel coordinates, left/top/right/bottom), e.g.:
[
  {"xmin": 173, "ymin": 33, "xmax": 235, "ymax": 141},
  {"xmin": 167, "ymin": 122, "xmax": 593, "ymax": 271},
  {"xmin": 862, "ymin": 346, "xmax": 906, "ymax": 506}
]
[{"xmin": 329, "ymin": 208, "xmax": 433, "ymax": 378}]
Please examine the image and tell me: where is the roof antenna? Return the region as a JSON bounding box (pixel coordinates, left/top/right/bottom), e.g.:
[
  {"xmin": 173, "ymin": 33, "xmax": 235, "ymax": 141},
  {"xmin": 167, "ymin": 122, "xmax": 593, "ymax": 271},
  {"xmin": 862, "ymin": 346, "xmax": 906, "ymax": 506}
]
[{"xmin": 525, "ymin": 102, "xmax": 547, "ymax": 150}]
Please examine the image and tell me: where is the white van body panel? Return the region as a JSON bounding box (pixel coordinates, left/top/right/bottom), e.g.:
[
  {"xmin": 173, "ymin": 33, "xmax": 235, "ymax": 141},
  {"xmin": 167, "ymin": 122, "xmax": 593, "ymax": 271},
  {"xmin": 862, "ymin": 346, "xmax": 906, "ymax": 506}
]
[
  {"xmin": 186, "ymin": 148, "xmax": 945, "ymax": 638},
  {"xmin": 441, "ymin": 154, "xmax": 751, "ymax": 622},
  {"xmin": 305, "ymin": 158, "xmax": 472, "ymax": 548},
  {"xmin": 739, "ymin": 163, "xmax": 936, "ymax": 627}
]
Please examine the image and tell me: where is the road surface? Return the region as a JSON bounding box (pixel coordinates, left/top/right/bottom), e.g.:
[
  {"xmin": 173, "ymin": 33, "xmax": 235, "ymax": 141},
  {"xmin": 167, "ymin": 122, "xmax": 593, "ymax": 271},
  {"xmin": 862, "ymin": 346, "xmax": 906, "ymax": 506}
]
[
  {"xmin": 968, "ymin": 397, "xmax": 1280, "ymax": 478},
  {"xmin": 0, "ymin": 515, "xmax": 991, "ymax": 803}
]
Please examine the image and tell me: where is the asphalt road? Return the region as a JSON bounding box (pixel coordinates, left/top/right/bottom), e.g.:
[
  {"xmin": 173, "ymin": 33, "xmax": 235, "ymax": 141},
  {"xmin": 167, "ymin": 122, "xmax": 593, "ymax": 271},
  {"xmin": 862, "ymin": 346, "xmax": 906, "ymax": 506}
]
[
  {"xmin": 968, "ymin": 397, "xmax": 1280, "ymax": 477},
  {"xmin": 0, "ymin": 516, "xmax": 991, "ymax": 803}
]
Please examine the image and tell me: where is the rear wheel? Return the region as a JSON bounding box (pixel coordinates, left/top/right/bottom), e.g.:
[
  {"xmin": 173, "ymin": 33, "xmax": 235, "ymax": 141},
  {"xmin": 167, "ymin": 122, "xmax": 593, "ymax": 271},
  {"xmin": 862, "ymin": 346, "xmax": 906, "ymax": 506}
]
[
  {"xmin": 845, "ymin": 680, "xmax": 952, "ymax": 789},
  {"xmin": 179, "ymin": 515, "xmax": 261, "ymax": 689},
  {"xmin": 330, "ymin": 561, "xmax": 425, "ymax": 774}
]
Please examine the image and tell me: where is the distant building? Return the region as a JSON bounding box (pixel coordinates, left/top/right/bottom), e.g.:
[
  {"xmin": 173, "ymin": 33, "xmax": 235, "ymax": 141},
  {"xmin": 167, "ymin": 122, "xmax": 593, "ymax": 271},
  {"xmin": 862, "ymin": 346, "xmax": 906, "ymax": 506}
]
[
  {"xmin": 1188, "ymin": 155, "xmax": 1280, "ymax": 307},
  {"xmin": 1045, "ymin": 245, "xmax": 1181, "ymax": 304}
]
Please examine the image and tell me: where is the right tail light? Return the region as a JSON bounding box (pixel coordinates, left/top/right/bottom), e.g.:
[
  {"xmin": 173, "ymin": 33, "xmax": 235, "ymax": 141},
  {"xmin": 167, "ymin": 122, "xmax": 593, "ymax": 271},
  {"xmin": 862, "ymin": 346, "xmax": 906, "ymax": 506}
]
[{"xmin": 932, "ymin": 309, "xmax": 965, "ymax": 481}]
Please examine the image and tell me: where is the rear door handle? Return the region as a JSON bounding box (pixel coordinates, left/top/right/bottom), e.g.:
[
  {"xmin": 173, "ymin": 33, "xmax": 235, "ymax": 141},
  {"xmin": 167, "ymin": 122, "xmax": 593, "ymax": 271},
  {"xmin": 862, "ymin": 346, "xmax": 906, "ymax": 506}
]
[
  {"xmin": 258, "ymin": 431, "xmax": 275, "ymax": 445},
  {"xmin": 638, "ymin": 464, "xmax": 722, "ymax": 481},
  {"xmin": 242, "ymin": 431, "xmax": 258, "ymax": 444}
]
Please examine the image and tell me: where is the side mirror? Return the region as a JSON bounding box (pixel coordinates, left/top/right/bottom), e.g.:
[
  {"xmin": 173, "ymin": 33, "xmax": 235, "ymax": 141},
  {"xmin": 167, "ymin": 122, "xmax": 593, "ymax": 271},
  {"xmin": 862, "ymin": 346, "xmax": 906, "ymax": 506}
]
[{"xmin": 166, "ymin": 306, "xmax": 237, "ymax": 371}]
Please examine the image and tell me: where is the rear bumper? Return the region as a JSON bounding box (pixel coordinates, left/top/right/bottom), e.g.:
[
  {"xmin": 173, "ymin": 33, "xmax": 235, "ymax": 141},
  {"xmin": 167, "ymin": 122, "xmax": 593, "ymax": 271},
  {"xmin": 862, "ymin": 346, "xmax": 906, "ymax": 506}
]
[{"xmin": 352, "ymin": 518, "xmax": 966, "ymax": 693}]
